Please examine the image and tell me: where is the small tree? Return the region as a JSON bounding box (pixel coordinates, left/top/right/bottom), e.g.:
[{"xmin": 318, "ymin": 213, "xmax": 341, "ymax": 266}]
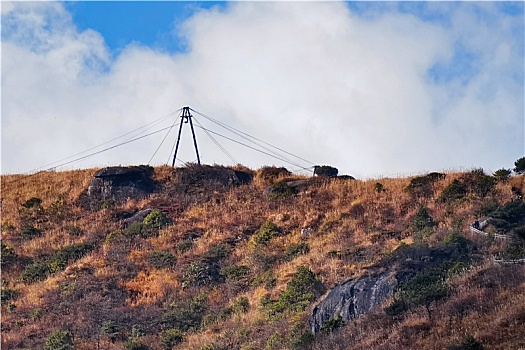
[
  {"xmin": 45, "ymin": 330, "xmax": 73, "ymax": 350},
  {"xmin": 493, "ymin": 168, "xmax": 511, "ymax": 182},
  {"xmin": 514, "ymin": 157, "xmax": 525, "ymax": 174}
]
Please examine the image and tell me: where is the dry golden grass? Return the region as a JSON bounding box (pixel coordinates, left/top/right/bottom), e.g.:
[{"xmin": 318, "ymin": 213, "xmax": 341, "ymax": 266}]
[{"xmin": 1, "ymin": 166, "xmax": 524, "ymax": 350}]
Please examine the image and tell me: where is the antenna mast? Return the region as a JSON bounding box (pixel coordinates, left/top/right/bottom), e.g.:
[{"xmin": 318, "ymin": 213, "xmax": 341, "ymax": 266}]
[{"xmin": 172, "ymin": 106, "xmax": 201, "ymax": 167}]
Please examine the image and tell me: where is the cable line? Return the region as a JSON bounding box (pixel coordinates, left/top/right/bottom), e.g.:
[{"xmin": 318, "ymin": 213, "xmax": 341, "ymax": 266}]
[
  {"xmin": 148, "ymin": 122, "xmax": 180, "ymax": 165},
  {"xmin": 192, "ymin": 116, "xmax": 238, "ymax": 164},
  {"xmin": 190, "ymin": 108, "xmax": 315, "ymax": 166},
  {"xmin": 192, "ymin": 124, "xmax": 312, "ymax": 172},
  {"xmin": 24, "ymin": 108, "xmax": 182, "ymax": 174}
]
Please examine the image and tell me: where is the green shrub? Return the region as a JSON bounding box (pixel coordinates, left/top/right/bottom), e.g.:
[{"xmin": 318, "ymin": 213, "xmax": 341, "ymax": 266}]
[
  {"xmin": 182, "ymin": 260, "xmax": 223, "ymax": 287},
  {"xmin": 148, "ymin": 251, "xmax": 176, "ymax": 269},
  {"xmin": 131, "ymin": 324, "xmax": 146, "ymax": 338},
  {"xmin": 447, "ymin": 335, "xmax": 484, "ymax": 350},
  {"xmin": 161, "ymin": 328, "xmax": 183, "ymax": 349},
  {"xmin": 405, "ymin": 173, "xmax": 445, "ymax": 197},
  {"xmin": 232, "ymin": 296, "xmax": 250, "ymax": 314},
  {"xmin": 440, "ymin": 179, "xmax": 468, "ymax": 202},
  {"xmin": 20, "ymin": 224, "xmax": 42, "ymax": 240},
  {"xmin": 514, "ymin": 156, "xmax": 525, "ymax": 174},
  {"xmin": 1, "ymin": 242, "xmax": 17, "ymax": 268},
  {"xmin": 49, "ymin": 244, "xmax": 93, "ymax": 273},
  {"xmin": 143, "ymin": 209, "xmax": 172, "ymax": 230},
  {"xmin": 162, "ymin": 294, "xmax": 207, "ymax": 332},
  {"xmin": 177, "ymin": 239, "xmax": 194, "ymax": 253},
  {"xmin": 284, "ymin": 243, "xmax": 310, "ymax": 261},
  {"xmin": 289, "ymin": 323, "xmax": 314, "ymax": 349},
  {"xmin": 412, "ymin": 207, "xmax": 436, "ymax": 232},
  {"xmin": 221, "ymin": 265, "xmax": 250, "ymax": 282},
  {"xmin": 493, "ymin": 168, "xmax": 511, "ymax": 182},
  {"xmin": 489, "ymin": 200, "xmax": 525, "ymax": 232},
  {"xmin": 257, "ymin": 166, "xmax": 292, "ymax": 181},
  {"xmin": 461, "ymin": 169, "xmax": 496, "ymax": 197},
  {"xmin": 265, "ymin": 266, "xmax": 321, "ymax": 315},
  {"xmin": 205, "ymin": 243, "xmax": 230, "ymax": 261},
  {"xmin": 44, "ymin": 330, "xmax": 73, "ymax": 350},
  {"xmin": 252, "ymin": 220, "xmax": 282, "ymax": 246},
  {"xmin": 374, "ymin": 182, "xmax": 384, "ymax": 193},
  {"xmin": 320, "ymin": 313, "xmax": 344, "ymax": 333},
  {"xmin": 124, "ymin": 339, "xmax": 149, "ymax": 350},
  {"xmin": 22, "ymin": 197, "xmax": 43, "ymax": 209},
  {"xmin": 20, "ymin": 261, "xmax": 51, "ymax": 283},
  {"xmin": 101, "ymin": 320, "xmax": 119, "ymax": 342},
  {"xmin": 267, "ymin": 181, "xmax": 297, "ymax": 200},
  {"xmin": 252, "ymin": 269, "xmax": 276, "ymax": 289},
  {"xmin": 1, "ymin": 287, "xmax": 19, "ymax": 303}
]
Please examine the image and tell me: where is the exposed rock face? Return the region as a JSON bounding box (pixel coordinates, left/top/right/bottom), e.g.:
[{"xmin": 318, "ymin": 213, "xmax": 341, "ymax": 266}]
[
  {"xmin": 309, "ymin": 271, "xmax": 397, "ymax": 333},
  {"xmin": 170, "ymin": 165, "xmax": 252, "ymax": 195},
  {"xmin": 120, "ymin": 208, "xmax": 154, "ymax": 228},
  {"xmin": 85, "ymin": 166, "xmax": 156, "ymax": 205}
]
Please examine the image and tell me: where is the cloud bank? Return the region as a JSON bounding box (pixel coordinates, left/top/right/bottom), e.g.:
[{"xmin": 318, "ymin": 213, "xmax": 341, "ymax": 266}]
[{"xmin": 2, "ymin": 1, "xmax": 523, "ymax": 178}]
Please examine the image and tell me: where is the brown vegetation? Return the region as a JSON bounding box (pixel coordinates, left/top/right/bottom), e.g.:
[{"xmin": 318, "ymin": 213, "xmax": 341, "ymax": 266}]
[{"xmin": 1, "ymin": 166, "xmax": 524, "ymax": 349}]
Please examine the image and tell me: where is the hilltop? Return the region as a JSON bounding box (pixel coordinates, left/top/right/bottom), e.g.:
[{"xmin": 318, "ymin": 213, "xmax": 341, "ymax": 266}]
[{"xmin": 1, "ymin": 164, "xmax": 524, "ymax": 350}]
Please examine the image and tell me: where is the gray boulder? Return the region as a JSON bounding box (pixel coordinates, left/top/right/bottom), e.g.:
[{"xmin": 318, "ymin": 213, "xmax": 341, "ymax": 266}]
[
  {"xmin": 81, "ymin": 166, "xmax": 156, "ymax": 208},
  {"xmin": 309, "ymin": 271, "xmax": 397, "ymax": 333}
]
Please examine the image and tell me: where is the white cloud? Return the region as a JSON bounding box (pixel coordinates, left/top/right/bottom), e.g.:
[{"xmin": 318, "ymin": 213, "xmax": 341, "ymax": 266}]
[{"xmin": 1, "ymin": 1, "xmax": 523, "ymax": 177}]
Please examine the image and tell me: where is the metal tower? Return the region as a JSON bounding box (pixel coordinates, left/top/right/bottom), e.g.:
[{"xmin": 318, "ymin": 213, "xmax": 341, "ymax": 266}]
[{"xmin": 171, "ymin": 107, "xmax": 201, "ymax": 167}]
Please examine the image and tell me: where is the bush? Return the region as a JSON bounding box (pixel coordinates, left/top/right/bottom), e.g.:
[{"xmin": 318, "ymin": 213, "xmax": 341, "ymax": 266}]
[
  {"xmin": 44, "ymin": 330, "xmax": 73, "ymax": 350},
  {"xmin": 320, "ymin": 313, "xmax": 344, "ymax": 333},
  {"xmin": 374, "ymin": 182, "xmax": 384, "ymax": 193},
  {"xmin": 101, "ymin": 320, "xmax": 119, "ymax": 342},
  {"xmin": 161, "ymin": 328, "xmax": 183, "ymax": 349},
  {"xmin": 182, "ymin": 260, "xmax": 223, "ymax": 287},
  {"xmin": 440, "ymin": 180, "xmax": 468, "ymax": 202},
  {"xmin": 22, "ymin": 197, "xmax": 43, "ymax": 209},
  {"xmin": 314, "ymin": 165, "xmax": 338, "ymax": 177},
  {"xmin": 20, "ymin": 261, "xmax": 51, "ymax": 283},
  {"xmin": 143, "ymin": 209, "xmax": 172, "ymax": 230},
  {"xmin": 489, "ymin": 200, "xmax": 525, "ymax": 232},
  {"xmin": 232, "ymin": 296, "xmax": 250, "ymax": 314},
  {"xmin": 19, "ymin": 224, "xmax": 42, "ymax": 240},
  {"xmin": 266, "ymin": 181, "xmax": 297, "ymax": 200},
  {"xmin": 1, "ymin": 242, "xmax": 17, "ymax": 268},
  {"xmin": 1, "ymin": 287, "xmax": 19, "ymax": 303},
  {"xmin": 412, "ymin": 207, "xmax": 436, "ymax": 232},
  {"xmin": 162, "ymin": 294, "xmax": 207, "ymax": 332},
  {"xmin": 49, "ymin": 243, "xmax": 93, "ymax": 273},
  {"xmin": 148, "ymin": 251, "xmax": 176, "ymax": 269},
  {"xmin": 266, "ymin": 266, "xmax": 322, "ymax": 315},
  {"xmin": 405, "ymin": 173, "xmax": 445, "ymax": 197},
  {"xmin": 252, "ymin": 220, "xmax": 282, "ymax": 246},
  {"xmin": 221, "ymin": 265, "xmax": 250, "ymax": 282},
  {"xmin": 205, "ymin": 243, "xmax": 230, "ymax": 261},
  {"xmin": 284, "ymin": 243, "xmax": 310, "ymax": 261},
  {"xmin": 493, "ymin": 168, "xmax": 511, "ymax": 182},
  {"xmin": 461, "ymin": 169, "xmax": 496, "ymax": 197},
  {"xmin": 124, "ymin": 339, "xmax": 149, "ymax": 350},
  {"xmin": 447, "ymin": 335, "xmax": 484, "ymax": 350},
  {"xmin": 177, "ymin": 239, "xmax": 194, "ymax": 253},
  {"xmin": 514, "ymin": 156, "xmax": 525, "ymax": 174}
]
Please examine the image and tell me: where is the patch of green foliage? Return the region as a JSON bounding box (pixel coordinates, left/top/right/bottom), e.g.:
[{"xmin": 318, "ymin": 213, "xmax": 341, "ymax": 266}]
[
  {"xmin": 488, "ymin": 200, "xmax": 525, "ymax": 232},
  {"xmin": 1, "ymin": 242, "xmax": 17, "ymax": 268},
  {"xmin": 412, "ymin": 207, "xmax": 436, "ymax": 242},
  {"xmin": 147, "ymin": 251, "xmax": 176, "ymax": 269},
  {"xmin": 284, "ymin": 243, "xmax": 310, "ymax": 261},
  {"xmin": 374, "ymin": 182, "xmax": 384, "ymax": 193},
  {"xmin": 447, "ymin": 335, "xmax": 484, "ymax": 350},
  {"xmin": 44, "ymin": 330, "xmax": 73, "ymax": 350},
  {"xmin": 123, "ymin": 339, "xmax": 149, "ymax": 350},
  {"xmin": 232, "ymin": 296, "xmax": 250, "ymax": 314},
  {"xmin": 177, "ymin": 239, "xmax": 194, "ymax": 253},
  {"xmin": 440, "ymin": 179, "xmax": 468, "ymax": 202},
  {"xmin": 161, "ymin": 329, "xmax": 183, "ymax": 349},
  {"xmin": 267, "ymin": 181, "xmax": 297, "ymax": 200},
  {"xmin": 19, "ymin": 224, "xmax": 42, "ymax": 240},
  {"xmin": 320, "ymin": 313, "xmax": 344, "ymax": 333},
  {"xmin": 265, "ymin": 266, "xmax": 321, "ymax": 316},
  {"xmin": 493, "ymin": 168, "xmax": 511, "ymax": 182},
  {"xmin": 514, "ymin": 156, "xmax": 525, "ymax": 174},
  {"xmin": 182, "ymin": 260, "xmax": 223, "ymax": 287},
  {"xmin": 1, "ymin": 287, "xmax": 19, "ymax": 303},
  {"xmin": 162, "ymin": 294, "xmax": 207, "ymax": 332},
  {"xmin": 405, "ymin": 172, "xmax": 445, "ymax": 197},
  {"xmin": 461, "ymin": 169, "xmax": 496, "ymax": 198},
  {"xmin": 221, "ymin": 265, "xmax": 250, "ymax": 282},
  {"xmin": 252, "ymin": 220, "xmax": 282, "ymax": 246},
  {"xmin": 101, "ymin": 320, "xmax": 119, "ymax": 342}
]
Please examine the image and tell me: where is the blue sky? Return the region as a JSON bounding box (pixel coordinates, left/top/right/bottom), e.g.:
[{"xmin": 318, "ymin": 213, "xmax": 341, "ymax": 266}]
[{"xmin": 2, "ymin": 1, "xmax": 524, "ymax": 177}]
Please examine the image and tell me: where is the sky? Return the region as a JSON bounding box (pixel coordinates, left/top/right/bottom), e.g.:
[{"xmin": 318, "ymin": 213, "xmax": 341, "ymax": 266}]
[{"xmin": 1, "ymin": 1, "xmax": 524, "ymax": 178}]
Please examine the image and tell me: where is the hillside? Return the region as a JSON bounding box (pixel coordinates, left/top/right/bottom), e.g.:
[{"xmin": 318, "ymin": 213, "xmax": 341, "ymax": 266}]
[{"xmin": 1, "ymin": 164, "xmax": 524, "ymax": 350}]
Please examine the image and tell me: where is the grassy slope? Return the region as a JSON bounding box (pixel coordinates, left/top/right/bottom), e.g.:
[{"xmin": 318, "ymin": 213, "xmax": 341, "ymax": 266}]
[{"xmin": 1, "ymin": 166, "xmax": 524, "ymax": 350}]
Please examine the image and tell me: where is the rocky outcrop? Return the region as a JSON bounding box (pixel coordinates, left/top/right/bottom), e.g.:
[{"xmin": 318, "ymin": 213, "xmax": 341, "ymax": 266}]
[
  {"xmin": 309, "ymin": 271, "xmax": 397, "ymax": 333},
  {"xmin": 170, "ymin": 165, "xmax": 252, "ymax": 196},
  {"xmin": 81, "ymin": 166, "xmax": 156, "ymax": 209}
]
